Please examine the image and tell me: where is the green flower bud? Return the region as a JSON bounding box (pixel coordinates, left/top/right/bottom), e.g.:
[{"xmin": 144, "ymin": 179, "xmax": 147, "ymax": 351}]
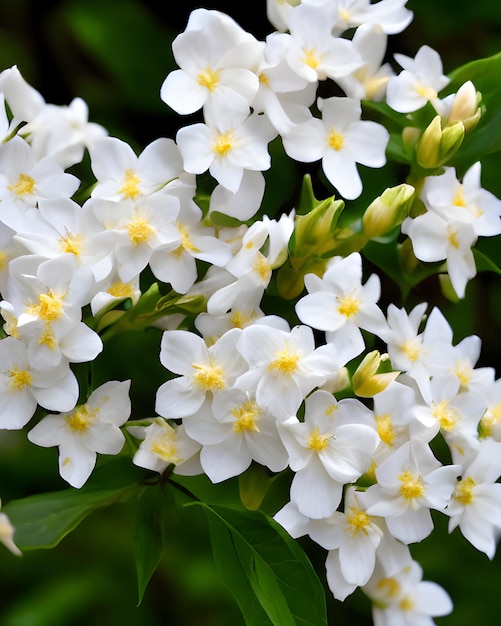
[{"xmin": 363, "ymin": 184, "xmax": 415, "ymax": 238}]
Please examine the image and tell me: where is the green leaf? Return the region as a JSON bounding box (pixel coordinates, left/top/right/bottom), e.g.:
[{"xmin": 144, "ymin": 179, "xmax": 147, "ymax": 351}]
[
  {"xmin": 473, "ymin": 247, "xmax": 501, "ymax": 274},
  {"xmin": 4, "ymin": 459, "xmax": 146, "ymax": 550},
  {"xmin": 135, "ymin": 486, "xmax": 165, "ymax": 605},
  {"xmin": 446, "ymin": 52, "xmax": 501, "ymax": 169},
  {"xmin": 190, "ymin": 502, "xmax": 327, "ymax": 626}
]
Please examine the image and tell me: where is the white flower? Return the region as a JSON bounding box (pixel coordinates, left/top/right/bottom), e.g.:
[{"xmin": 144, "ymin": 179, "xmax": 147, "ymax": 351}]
[
  {"xmin": 90, "ymin": 136, "xmax": 183, "ymax": 202},
  {"xmin": 363, "ymin": 559, "xmax": 453, "ymax": 626},
  {"xmin": 183, "ymin": 389, "xmax": 288, "ymax": 483},
  {"xmin": 160, "ymin": 9, "xmax": 262, "ymax": 117},
  {"xmin": 131, "ymin": 418, "xmax": 201, "ymax": 476},
  {"xmin": 386, "ymin": 45, "xmax": 450, "ymax": 113},
  {"xmin": 176, "ymin": 108, "xmax": 276, "ymax": 193},
  {"xmin": 0, "ymin": 336, "xmax": 78, "ymax": 429},
  {"xmin": 359, "ymin": 438, "xmax": 460, "ymax": 544},
  {"xmin": 285, "ymin": 3, "xmax": 362, "ymax": 83},
  {"xmin": 421, "ymin": 163, "xmax": 501, "ymax": 237},
  {"xmin": 236, "ymin": 324, "xmax": 339, "ymax": 421},
  {"xmin": 28, "ymin": 380, "xmax": 131, "ymax": 488},
  {"xmin": 282, "ymin": 96, "xmax": 388, "ymax": 199},
  {"xmin": 155, "ymin": 328, "xmax": 246, "ymax": 419},
  {"xmin": 296, "ymin": 252, "xmax": 387, "ymax": 357},
  {"xmin": 402, "ymin": 209, "xmax": 477, "ymax": 298},
  {"xmin": 278, "ymin": 390, "xmax": 379, "ymax": 518},
  {"xmin": 445, "ymin": 438, "xmax": 501, "ymax": 558}
]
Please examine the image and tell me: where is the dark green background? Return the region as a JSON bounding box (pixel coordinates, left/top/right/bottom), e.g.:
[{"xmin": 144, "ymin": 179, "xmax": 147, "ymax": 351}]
[{"xmin": 1, "ymin": 1, "xmax": 501, "ymax": 624}]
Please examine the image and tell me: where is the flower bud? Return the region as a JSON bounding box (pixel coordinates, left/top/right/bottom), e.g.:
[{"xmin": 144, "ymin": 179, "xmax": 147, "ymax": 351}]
[
  {"xmin": 352, "ymin": 351, "xmax": 399, "ymax": 397},
  {"xmin": 448, "ymin": 80, "xmax": 482, "ymax": 132},
  {"xmin": 293, "ymin": 197, "xmax": 345, "ymax": 257},
  {"xmin": 416, "ymin": 115, "xmax": 464, "ymax": 169},
  {"xmin": 363, "ymin": 184, "xmax": 415, "ymax": 238}
]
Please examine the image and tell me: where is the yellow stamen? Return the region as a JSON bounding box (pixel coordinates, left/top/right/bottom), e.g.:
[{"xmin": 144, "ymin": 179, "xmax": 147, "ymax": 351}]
[
  {"xmin": 212, "ymin": 130, "xmax": 234, "ymax": 157},
  {"xmin": 252, "ymin": 252, "xmax": 272, "ymax": 283},
  {"xmin": 268, "ymin": 342, "xmax": 299, "ymax": 375},
  {"xmin": 337, "ymin": 293, "xmax": 360, "ymax": 318},
  {"xmin": 57, "ymin": 231, "xmax": 83, "ymax": 256},
  {"xmin": 8, "ymin": 366, "xmax": 32, "ymax": 390},
  {"xmin": 128, "ymin": 214, "xmax": 153, "ymax": 246},
  {"xmin": 400, "ymin": 596, "xmax": 415, "ymax": 611},
  {"xmin": 346, "ymin": 507, "xmax": 370, "ymax": 536},
  {"xmin": 432, "ymin": 400, "xmax": 458, "ymax": 432},
  {"xmin": 108, "ymin": 281, "xmax": 135, "ymax": 298},
  {"xmin": 197, "ymin": 67, "xmax": 220, "ymax": 92},
  {"xmin": 375, "ymin": 413, "xmax": 395, "ymax": 446},
  {"xmin": 119, "ymin": 169, "xmax": 142, "ymax": 199},
  {"xmin": 307, "ymin": 426, "xmax": 331, "ymax": 452},
  {"xmin": 8, "ymin": 173, "xmax": 36, "ymax": 197},
  {"xmin": 377, "ymin": 577, "xmax": 401, "ymax": 598},
  {"xmin": 65, "ymin": 405, "xmax": 97, "ymax": 433},
  {"xmin": 232, "ymin": 400, "xmax": 261, "ymax": 433},
  {"xmin": 150, "ymin": 425, "xmax": 182, "ymax": 464},
  {"xmin": 447, "ymin": 226, "xmax": 460, "ymax": 249},
  {"xmin": 192, "ymin": 362, "xmax": 226, "ymax": 391},
  {"xmin": 302, "ymin": 48, "xmax": 321, "ymax": 70},
  {"xmin": 453, "ymin": 476, "xmax": 476, "ymax": 505},
  {"xmin": 414, "ymin": 83, "xmax": 437, "ymax": 100},
  {"xmin": 401, "ymin": 339, "xmax": 421, "ymax": 362},
  {"xmin": 327, "ymin": 128, "xmax": 344, "ymax": 151},
  {"xmin": 398, "ymin": 470, "xmax": 425, "ymax": 500},
  {"xmin": 28, "ymin": 291, "xmax": 64, "ymax": 322}
]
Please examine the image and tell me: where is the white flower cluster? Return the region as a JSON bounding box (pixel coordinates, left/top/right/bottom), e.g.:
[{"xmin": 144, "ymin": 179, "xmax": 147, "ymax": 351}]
[{"xmin": 0, "ymin": 2, "xmax": 500, "ymax": 624}]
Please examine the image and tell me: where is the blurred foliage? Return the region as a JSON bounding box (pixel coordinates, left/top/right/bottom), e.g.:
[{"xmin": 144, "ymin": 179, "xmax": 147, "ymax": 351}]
[{"xmin": 1, "ymin": 1, "xmax": 501, "ymax": 625}]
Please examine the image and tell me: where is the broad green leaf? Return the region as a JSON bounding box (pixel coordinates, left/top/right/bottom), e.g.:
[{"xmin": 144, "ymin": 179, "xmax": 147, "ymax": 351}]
[
  {"xmin": 446, "ymin": 52, "xmax": 501, "ymax": 169},
  {"xmin": 4, "ymin": 459, "xmax": 146, "ymax": 550},
  {"xmin": 473, "ymin": 248, "xmax": 501, "ymax": 275},
  {"xmin": 135, "ymin": 486, "xmax": 165, "ymax": 605},
  {"xmin": 56, "ymin": 0, "xmax": 174, "ymax": 113},
  {"xmin": 190, "ymin": 502, "xmax": 328, "ymax": 626}
]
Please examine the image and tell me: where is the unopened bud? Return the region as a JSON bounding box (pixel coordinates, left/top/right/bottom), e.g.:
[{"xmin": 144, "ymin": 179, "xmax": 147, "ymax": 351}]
[
  {"xmin": 448, "ymin": 80, "xmax": 482, "ymax": 131},
  {"xmin": 363, "ymin": 184, "xmax": 415, "ymax": 238},
  {"xmin": 352, "ymin": 351, "xmax": 399, "ymax": 397},
  {"xmin": 416, "ymin": 115, "xmax": 464, "ymax": 169}
]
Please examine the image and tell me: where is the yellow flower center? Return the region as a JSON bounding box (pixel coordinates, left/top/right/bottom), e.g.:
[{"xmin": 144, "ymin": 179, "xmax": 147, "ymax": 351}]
[
  {"xmin": 252, "ymin": 252, "xmax": 272, "ymax": 284},
  {"xmin": 302, "ymin": 48, "xmax": 321, "ymax": 69},
  {"xmin": 401, "ymin": 339, "xmax": 421, "ymax": 362},
  {"xmin": 212, "ymin": 130, "xmax": 235, "ymax": 157},
  {"xmin": 65, "ymin": 405, "xmax": 98, "ymax": 433},
  {"xmin": 29, "ymin": 291, "xmax": 64, "ymax": 322},
  {"xmin": 375, "ymin": 413, "xmax": 395, "ymax": 446},
  {"xmin": 176, "ymin": 223, "xmax": 200, "ymax": 254},
  {"xmin": 197, "ymin": 67, "xmax": 220, "ymax": 92},
  {"xmin": 8, "ymin": 173, "xmax": 36, "ymax": 197},
  {"xmin": 337, "ymin": 293, "xmax": 360, "ymax": 318},
  {"xmin": 232, "ymin": 400, "xmax": 261, "ymax": 433},
  {"xmin": 8, "ymin": 365, "xmax": 32, "ymax": 390},
  {"xmin": 399, "ymin": 596, "xmax": 415, "ymax": 611},
  {"xmin": 398, "ymin": 470, "xmax": 425, "ymax": 501},
  {"xmin": 38, "ymin": 325, "xmax": 57, "ymax": 350},
  {"xmin": 414, "ymin": 83, "xmax": 438, "ymax": 101},
  {"xmin": 192, "ymin": 362, "xmax": 226, "ymax": 391},
  {"xmin": 432, "ymin": 400, "xmax": 458, "ymax": 431},
  {"xmin": 481, "ymin": 402, "xmax": 501, "ymax": 437},
  {"xmin": 346, "ymin": 507, "xmax": 371, "ymax": 536},
  {"xmin": 150, "ymin": 425, "xmax": 182, "ymax": 464},
  {"xmin": 57, "ymin": 231, "xmax": 83, "ymax": 256},
  {"xmin": 307, "ymin": 426, "xmax": 331, "ymax": 452},
  {"xmin": 128, "ymin": 213, "xmax": 153, "ymax": 246},
  {"xmin": 327, "ymin": 128, "xmax": 344, "ymax": 151},
  {"xmin": 377, "ymin": 577, "xmax": 401, "ymax": 599},
  {"xmin": 119, "ymin": 168, "xmax": 142, "ymax": 199},
  {"xmin": 453, "ymin": 476, "xmax": 476, "ymax": 505},
  {"xmin": 268, "ymin": 342, "xmax": 299, "ymax": 375},
  {"xmin": 108, "ymin": 281, "xmax": 136, "ymax": 298}
]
